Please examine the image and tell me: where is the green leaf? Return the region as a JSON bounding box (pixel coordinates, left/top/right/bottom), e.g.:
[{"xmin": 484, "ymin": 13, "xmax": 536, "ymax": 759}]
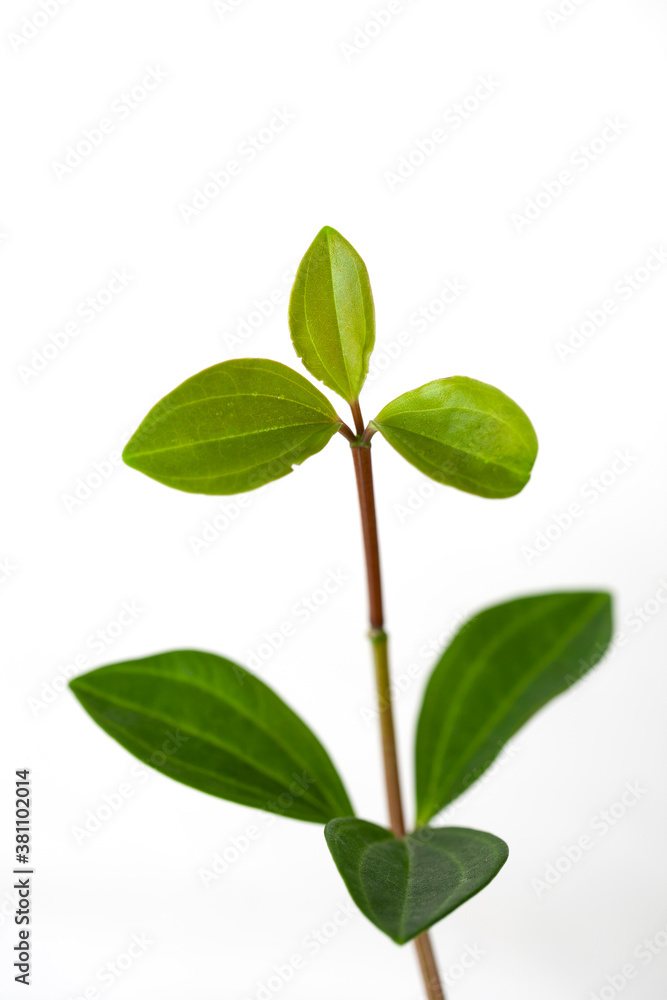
[
  {"xmin": 122, "ymin": 358, "xmax": 341, "ymax": 495},
  {"xmin": 289, "ymin": 226, "xmax": 375, "ymax": 403},
  {"xmin": 325, "ymin": 819, "xmax": 508, "ymax": 944},
  {"xmin": 70, "ymin": 649, "xmax": 354, "ymax": 824},
  {"xmin": 370, "ymin": 376, "xmax": 538, "ymax": 499},
  {"xmin": 416, "ymin": 592, "xmax": 613, "ymax": 825}
]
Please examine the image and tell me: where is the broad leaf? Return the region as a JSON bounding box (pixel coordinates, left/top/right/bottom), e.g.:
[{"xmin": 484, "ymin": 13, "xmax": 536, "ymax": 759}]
[
  {"xmin": 70, "ymin": 649, "xmax": 354, "ymax": 824},
  {"xmin": 370, "ymin": 376, "xmax": 538, "ymax": 498},
  {"xmin": 416, "ymin": 592, "xmax": 613, "ymax": 825},
  {"xmin": 325, "ymin": 819, "xmax": 508, "ymax": 944},
  {"xmin": 123, "ymin": 358, "xmax": 341, "ymax": 494},
  {"xmin": 289, "ymin": 227, "xmax": 375, "ymax": 403}
]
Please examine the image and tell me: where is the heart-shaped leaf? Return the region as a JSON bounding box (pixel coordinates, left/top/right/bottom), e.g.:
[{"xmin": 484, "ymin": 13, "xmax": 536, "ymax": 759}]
[
  {"xmin": 289, "ymin": 226, "xmax": 375, "ymax": 403},
  {"xmin": 70, "ymin": 649, "xmax": 354, "ymax": 824},
  {"xmin": 325, "ymin": 819, "xmax": 508, "ymax": 944},
  {"xmin": 123, "ymin": 358, "xmax": 341, "ymax": 495},
  {"xmin": 370, "ymin": 376, "xmax": 538, "ymax": 498},
  {"xmin": 416, "ymin": 592, "xmax": 613, "ymax": 824}
]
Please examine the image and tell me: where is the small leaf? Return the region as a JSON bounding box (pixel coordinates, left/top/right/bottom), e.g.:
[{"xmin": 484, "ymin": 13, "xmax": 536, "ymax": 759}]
[
  {"xmin": 416, "ymin": 592, "xmax": 613, "ymax": 825},
  {"xmin": 70, "ymin": 649, "xmax": 354, "ymax": 824},
  {"xmin": 325, "ymin": 819, "xmax": 508, "ymax": 944},
  {"xmin": 123, "ymin": 358, "xmax": 341, "ymax": 495},
  {"xmin": 289, "ymin": 226, "xmax": 375, "ymax": 403},
  {"xmin": 370, "ymin": 376, "xmax": 538, "ymax": 498}
]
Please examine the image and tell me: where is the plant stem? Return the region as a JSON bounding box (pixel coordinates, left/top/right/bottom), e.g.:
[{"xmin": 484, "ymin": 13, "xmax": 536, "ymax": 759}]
[{"xmin": 350, "ymin": 425, "xmax": 446, "ymax": 1000}]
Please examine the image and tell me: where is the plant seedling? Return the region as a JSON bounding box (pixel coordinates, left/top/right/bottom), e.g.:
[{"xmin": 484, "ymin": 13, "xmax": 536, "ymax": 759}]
[{"xmin": 70, "ymin": 227, "xmax": 613, "ymax": 998}]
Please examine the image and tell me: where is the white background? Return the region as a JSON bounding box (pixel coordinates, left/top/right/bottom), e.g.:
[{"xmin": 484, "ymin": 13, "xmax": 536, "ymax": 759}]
[{"xmin": 2, "ymin": 0, "xmax": 667, "ymax": 997}]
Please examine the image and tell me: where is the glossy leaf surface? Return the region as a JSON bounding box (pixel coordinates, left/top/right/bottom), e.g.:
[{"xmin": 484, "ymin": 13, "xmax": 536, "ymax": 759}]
[
  {"xmin": 416, "ymin": 592, "xmax": 613, "ymax": 824},
  {"xmin": 325, "ymin": 819, "xmax": 508, "ymax": 944},
  {"xmin": 371, "ymin": 376, "xmax": 538, "ymax": 498},
  {"xmin": 71, "ymin": 649, "xmax": 354, "ymax": 824},
  {"xmin": 123, "ymin": 359, "xmax": 341, "ymax": 494},
  {"xmin": 289, "ymin": 227, "xmax": 375, "ymax": 402}
]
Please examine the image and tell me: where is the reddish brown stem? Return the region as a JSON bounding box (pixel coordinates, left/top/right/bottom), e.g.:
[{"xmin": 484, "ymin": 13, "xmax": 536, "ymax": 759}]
[{"xmin": 350, "ymin": 415, "xmax": 446, "ymax": 1000}]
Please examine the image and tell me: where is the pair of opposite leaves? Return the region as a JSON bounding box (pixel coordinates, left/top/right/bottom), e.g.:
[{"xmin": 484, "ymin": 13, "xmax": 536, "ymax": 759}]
[{"xmin": 70, "ymin": 228, "xmax": 613, "ymax": 945}]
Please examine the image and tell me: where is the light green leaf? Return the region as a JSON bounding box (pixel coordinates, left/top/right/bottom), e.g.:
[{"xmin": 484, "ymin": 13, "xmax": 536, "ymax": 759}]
[
  {"xmin": 122, "ymin": 358, "xmax": 341, "ymax": 495},
  {"xmin": 325, "ymin": 819, "xmax": 508, "ymax": 944},
  {"xmin": 70, "ymin": 649, "xmax": 354, "ymax": 824},
  {"xmin": 416, "ymin": 592, "xmax": 613, "ymax": 825},
  {"xmin": 370, "ymin": 376, "xmax": 538, "ymax": 498},
  {"xmin": 289, "ymin": 227, "xmax": 375, "ymax": 403}
]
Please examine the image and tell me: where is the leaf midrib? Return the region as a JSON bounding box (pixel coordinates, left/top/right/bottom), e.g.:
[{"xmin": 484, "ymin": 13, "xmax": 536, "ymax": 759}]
[
  {"xmin": 422, "ymin": 595, "xmax": 606, "ymax": 820},
  {"xmin": 74, "ymin": 671, "xmax": 342, "ymax": 815}
]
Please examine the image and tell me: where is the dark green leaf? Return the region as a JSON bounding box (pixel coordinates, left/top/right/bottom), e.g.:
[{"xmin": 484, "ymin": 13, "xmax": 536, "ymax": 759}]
[
  {"xmin": 70, "ymin": 649, "xmax": 354, "ymax": 824},
  {"xmin": 122, "ymin": 358, "xmax": 341, "ymax": 495},
  {"xmin": 325, "ymin": 819, "xmax": 508, "ymax": 944},
  {"xmin": 289, "ymin": 227, "xmax": 375, "ymax": 403},
  {"xmin": 416, "ymin": 592, "xmax": 613, "ymax": 824},
  {"xmin": 370, "ymin": 376, "xmax": 538, "ymax": 498}
]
